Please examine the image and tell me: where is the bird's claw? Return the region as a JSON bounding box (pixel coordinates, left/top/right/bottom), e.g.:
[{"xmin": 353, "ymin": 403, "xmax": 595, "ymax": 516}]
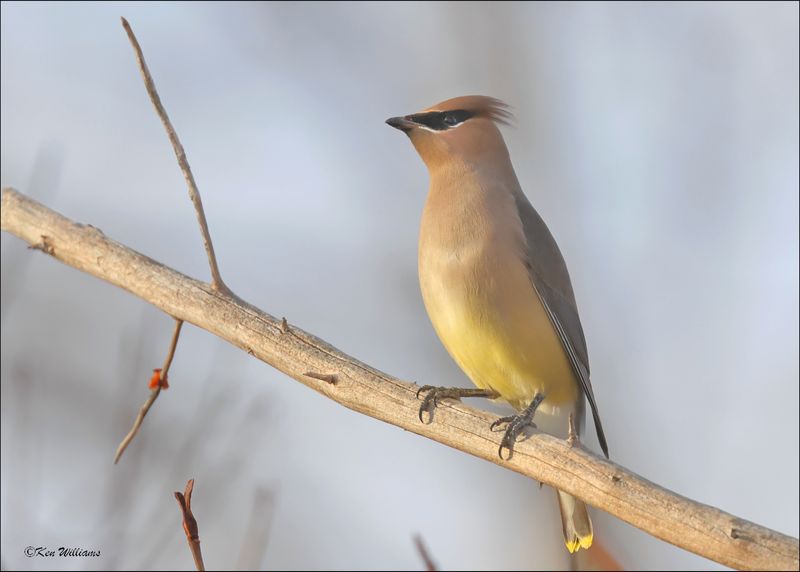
[
  {"xmin": 416, "ymin": 385, "xmax": 480, "ymax": 424},
  {"xmin": 416, "ymin": 385, "xmax": 444, "ymax": 424},
  {"xmin": 416, "ymin": 384, "xmax": 433, "ymax": 400},
  {"xmin": 492, "ymin": 413, "xmax": 538, "ymax": 460},
  {"xmin": 490, "ymin": 415, "xmax": 516, "ymax": 432}
]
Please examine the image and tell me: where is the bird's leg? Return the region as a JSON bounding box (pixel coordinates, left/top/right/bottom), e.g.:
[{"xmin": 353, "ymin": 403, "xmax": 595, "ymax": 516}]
[
  {"xmin": 490, "ymin": 392, "xmax": 545, "ymax": 460},
  {"xmin": 416, "ymin": 386, "xmax": 499, "ymax": 424},
  {"xmin": 567, "ymin": 412, "xmax": 579, "ymax": 447}
]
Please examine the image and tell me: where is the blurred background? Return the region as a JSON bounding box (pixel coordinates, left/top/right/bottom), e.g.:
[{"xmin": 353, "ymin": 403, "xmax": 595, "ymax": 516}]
[{"xmin": 1, "ymin": 2, "xmax": 798, "ymax": 570}]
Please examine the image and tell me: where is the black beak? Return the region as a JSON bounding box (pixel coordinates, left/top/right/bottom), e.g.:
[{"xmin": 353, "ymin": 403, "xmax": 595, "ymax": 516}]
[{"xmin": 385, "ymin": 116, "xmax": 416, "ymax": 132}]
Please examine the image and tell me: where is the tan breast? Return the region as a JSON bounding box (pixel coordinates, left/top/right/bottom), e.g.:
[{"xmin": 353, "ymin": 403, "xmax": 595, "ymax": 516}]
[{"xmin": 418, "ymin": 169, "xmax": 579, "ymax": 411}]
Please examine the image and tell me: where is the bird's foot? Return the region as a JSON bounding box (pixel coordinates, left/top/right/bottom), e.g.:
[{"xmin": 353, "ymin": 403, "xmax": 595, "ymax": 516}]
[
  {"xmin": 416, "ymin": 386, "xmax": 497, "ymax": 424},
  {"xmin": 490, "ymin": 392, "xmax": 545, "ymax": 460},
  {"xmin": 491, "ymin": 414, "xmax": 538, "ymax": 460}
]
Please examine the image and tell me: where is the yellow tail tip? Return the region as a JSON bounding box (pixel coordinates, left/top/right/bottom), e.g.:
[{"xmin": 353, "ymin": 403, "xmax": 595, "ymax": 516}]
[
  {"xmin": 566, "ymin": 540, "xmax": 579, "ymax": 554},
  {"xmin": 565, "ymin": 533, "xmax": 593, "ymax": 553}
]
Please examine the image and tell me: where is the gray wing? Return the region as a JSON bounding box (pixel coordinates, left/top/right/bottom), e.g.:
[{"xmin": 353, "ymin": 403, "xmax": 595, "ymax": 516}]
[{"xmin": 512, "ymin": 189, "xmax": 609, "ymax": 458}]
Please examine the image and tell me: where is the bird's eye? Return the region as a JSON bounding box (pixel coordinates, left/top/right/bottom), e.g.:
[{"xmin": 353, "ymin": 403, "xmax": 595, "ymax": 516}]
[
  {"xmin": 441, "ymin": 110, "xmax": 472, "ymax": 128},
  {"xmin": 443, "ymin": 113, "xmax": 459, "ymax": 126}
]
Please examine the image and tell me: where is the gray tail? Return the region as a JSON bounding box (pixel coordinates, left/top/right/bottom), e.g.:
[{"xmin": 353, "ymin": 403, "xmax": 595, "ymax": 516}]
[{"xmin": 556, "ymin": 489, "xmax": 593, "ymax": 553}]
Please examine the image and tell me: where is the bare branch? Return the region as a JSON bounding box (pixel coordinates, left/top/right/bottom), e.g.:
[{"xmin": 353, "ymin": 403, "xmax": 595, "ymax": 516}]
[
  {"xmin": 114, "ymin": 318, "xmax": 184, "ymax": 464},
  {"xmin": 1, "ymin": 187, "xmax": 798, "ymax": 571},
  {"xmin": 174, "ymin": 478, "xmax": 205, "ymax": 571},
  {"xmin": 161, "ymin": 318, "xmax": 183, "ymax": 373},
  {"xmin": 120, "ymin": 17, "xmax": 228, "ymax": 294}
]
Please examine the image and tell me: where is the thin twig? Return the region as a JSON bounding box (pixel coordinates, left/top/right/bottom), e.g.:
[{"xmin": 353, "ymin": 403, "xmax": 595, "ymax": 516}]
[
  {"xmin": 3, "ymin": 191, "xmax": 799, "ymax": 571},
  {"xmin": 161, "ymin": 318, "xmax": 183, "ymax": 373},
  {"xmin": 120, "ymin": 17, "xmax": 229, "ymax": 294},
  {"xmin": 413, "ymin": 534, "xmax": 437, "ymax": 572},
  {"xmin": 114, "ymin": 318, "xmax": 184, "ymax": 464},
  {"xmin": 175, "ymin": 478, "xmax": 205, "ymax": 571},
  {"xmin": 304, "ymin": 371, "xmax": 338, "ymax": 385}
]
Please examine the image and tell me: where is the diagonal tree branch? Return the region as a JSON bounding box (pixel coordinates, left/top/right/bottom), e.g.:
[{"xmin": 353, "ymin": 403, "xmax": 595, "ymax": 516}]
[
  {"xmin": 121, "ymin": 17, "xmax": 228, "ymax": 295},
  {"xmin": 1, "ymin": 187, "xmax": 798, "ymax": 571},
  {"xmin": 114, "ymin": 318, "xmax": 184, "ymax": 464}
]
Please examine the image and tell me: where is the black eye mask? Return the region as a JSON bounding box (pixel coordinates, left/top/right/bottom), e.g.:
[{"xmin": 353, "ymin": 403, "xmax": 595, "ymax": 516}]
[{"xmin": 406, "ymin": 109, "xmax": 474, "ymax": 131}]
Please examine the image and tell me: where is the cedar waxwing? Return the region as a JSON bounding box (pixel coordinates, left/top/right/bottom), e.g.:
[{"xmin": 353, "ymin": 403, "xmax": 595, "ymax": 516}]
[{"xmin": 387, "ymin": 95, "xmax": 609, "ymax": 554}]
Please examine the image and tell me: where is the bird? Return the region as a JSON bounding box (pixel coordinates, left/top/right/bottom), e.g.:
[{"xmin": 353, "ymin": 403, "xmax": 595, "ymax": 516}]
[{"xmin": 386, "ymin": 95, "xmax": 608, "ymax": 553}]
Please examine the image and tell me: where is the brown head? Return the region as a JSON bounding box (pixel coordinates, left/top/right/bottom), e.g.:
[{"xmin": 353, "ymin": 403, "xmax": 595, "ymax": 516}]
[{"xmin": 386, "ymin": 95, "xmax": 514, "ymax": 172}]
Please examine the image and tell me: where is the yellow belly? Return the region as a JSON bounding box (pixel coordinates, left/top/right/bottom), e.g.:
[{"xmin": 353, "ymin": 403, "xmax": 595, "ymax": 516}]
[{"xmin": 419, "ymin": 242, "xmax": 579, "ymax": 412}]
